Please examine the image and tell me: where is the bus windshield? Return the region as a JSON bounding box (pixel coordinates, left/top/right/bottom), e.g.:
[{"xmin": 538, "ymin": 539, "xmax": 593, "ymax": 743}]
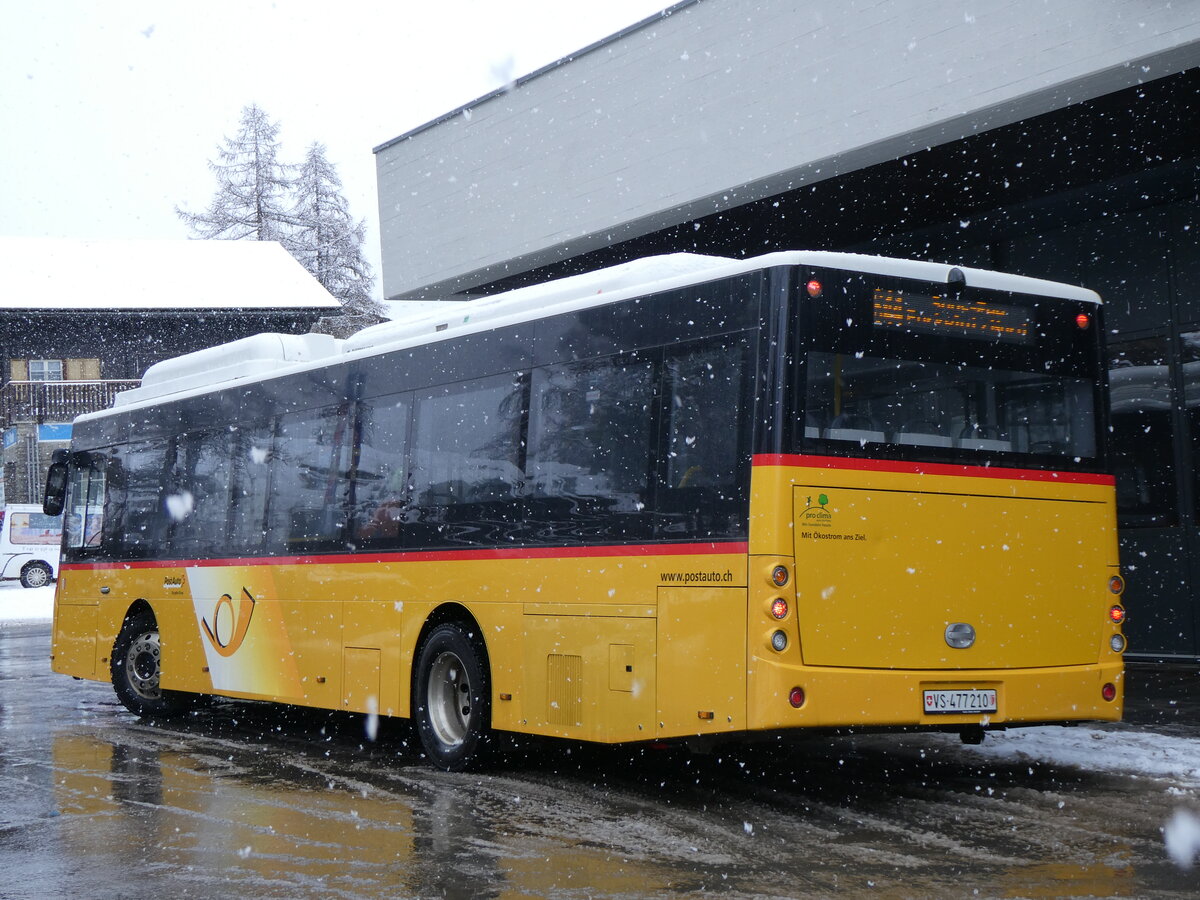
[{"xmin": 800, "ymin": 275, "xmax": 1103, "ymax": 466}]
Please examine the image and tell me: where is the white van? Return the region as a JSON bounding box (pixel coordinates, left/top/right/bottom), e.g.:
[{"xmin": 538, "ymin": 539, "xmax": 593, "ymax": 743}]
[{"xmin": 0, "ymin": 504, "xmax": 62, "ymax": 588}]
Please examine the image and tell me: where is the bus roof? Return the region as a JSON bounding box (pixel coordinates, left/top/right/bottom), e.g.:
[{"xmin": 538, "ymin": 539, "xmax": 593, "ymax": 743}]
[{"xmin": 98, "ymin": 250, "xmax": 1101, "ymax": 418}]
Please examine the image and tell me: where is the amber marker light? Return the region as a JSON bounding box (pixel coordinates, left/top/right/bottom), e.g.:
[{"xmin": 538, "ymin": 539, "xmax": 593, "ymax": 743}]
[
  {"xmin": 789, "ymin": 686, "xmax": 806, "ymax": 708},
  {"xmin": 1108, "ymin": 574, "xmax": 1125, "ymax": 595},
  {"xmin": 771, "ymin": 598, "xmax": 789, "ymax": 620},
  {"xmin": 1108, "ymin": 605, "xmax": 1126, "ymax": 625},
  {"xmin": 771, "ymin": 565, "xmax": 790, "ymax": 587},
  {"xmin": 806, "ymin": 279, "xmax": 823, "ymax": 298},
  {"xmin": 1075, "ymin": 312, "xmax": 1091, "ymax": 330}
]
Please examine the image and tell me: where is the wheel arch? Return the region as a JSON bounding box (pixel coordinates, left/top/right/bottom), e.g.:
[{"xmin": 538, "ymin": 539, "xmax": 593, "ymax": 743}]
[
  {"xmin": 414, "ymin": 602, "xmax": 491, "ymax": 670},
  {"xmin": 118, "ymin": 598, "xmax": 157, "ymax": 632}
]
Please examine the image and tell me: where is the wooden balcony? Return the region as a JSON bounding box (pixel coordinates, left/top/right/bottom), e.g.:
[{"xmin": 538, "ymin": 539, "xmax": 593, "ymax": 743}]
[{"xmin": 0, "ymin": 379, "xmax": 140, "ymax": 424}]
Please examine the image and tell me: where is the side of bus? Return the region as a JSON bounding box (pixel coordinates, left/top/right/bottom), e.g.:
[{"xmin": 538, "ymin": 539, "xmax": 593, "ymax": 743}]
[{"xmin": 52, "ymin": 269, "xmax": 789, "ymax": 767}]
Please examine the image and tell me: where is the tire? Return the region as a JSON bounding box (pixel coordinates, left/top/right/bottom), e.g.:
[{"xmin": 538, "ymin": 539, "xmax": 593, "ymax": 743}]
[
  {"xmin": 110, "ymin": 611, "xmax": 190, "ymax": 718},
  {"xmin": 20, "ymin": 561, "xmax": 53, "ymax": 589},
  {"xmin": 413, "ymin": 622, "xmax": 491, "ymax": 771}
]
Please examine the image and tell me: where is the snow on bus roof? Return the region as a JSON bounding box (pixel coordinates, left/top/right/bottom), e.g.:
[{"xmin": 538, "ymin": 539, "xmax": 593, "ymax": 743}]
[
  {"xmin": 0, "ymin": 238, "xmax": 341, "ymax": 311},
  {"xmin": 90, "ymin": 250, "xmax": 1101, "ymax": 418}
]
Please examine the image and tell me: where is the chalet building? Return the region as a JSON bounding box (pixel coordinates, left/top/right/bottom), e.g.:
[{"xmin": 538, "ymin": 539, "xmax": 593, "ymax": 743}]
[
  {"xmin": 0, "ymin": 238, "xmax": 339, "ymax": 505},
  {"xmin": 372, "ymin": 0, "xmax": 1200, "ymax": 659}
]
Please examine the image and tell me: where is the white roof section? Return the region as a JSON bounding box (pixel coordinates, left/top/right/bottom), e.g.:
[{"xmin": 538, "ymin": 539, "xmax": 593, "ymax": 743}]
[
  {"xmin": 0, "ymin": 238, "xmax": 341, "ymax": 311},
  {"xmin": 113, "ymin": 333, "xmax": 344, "ymax": 408},
  {"xmin": 90, "ymin": 250, "xmax": 1100, "ymax": 419}
]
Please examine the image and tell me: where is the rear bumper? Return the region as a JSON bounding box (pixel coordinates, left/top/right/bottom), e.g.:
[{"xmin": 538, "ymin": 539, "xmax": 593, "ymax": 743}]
[{"xmin": 747, "ymin": 657, "xmax": 1124, "ymax": 731}]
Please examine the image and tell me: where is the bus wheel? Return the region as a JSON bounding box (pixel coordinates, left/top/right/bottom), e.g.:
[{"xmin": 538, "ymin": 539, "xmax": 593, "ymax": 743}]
[
  {"xmin": 19, "ymin": 562, "xmax": 53, "ymax": 589},
  {"xmin": 111, "ymin": 611, "xmax": 189, "ymax": 718},
  {"xmin": 413, "ymin": 622, "xmax": 491, "ymax": 771}
]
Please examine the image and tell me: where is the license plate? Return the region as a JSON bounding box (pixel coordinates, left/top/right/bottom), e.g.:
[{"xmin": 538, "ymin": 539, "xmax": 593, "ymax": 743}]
[{"xmin": 923, "ymin": 688, "xmax": 997, "ymax": 715}]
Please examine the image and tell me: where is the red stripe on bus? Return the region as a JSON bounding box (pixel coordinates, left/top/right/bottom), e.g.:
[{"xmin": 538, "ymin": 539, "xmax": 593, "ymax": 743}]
[
  {"xmin": 752, "ymin": 453, "xmax": 1116, "ymax": 486},
  {"xmin": 59, "ymin": 541, "xmax": 749, "ymax": 572}
]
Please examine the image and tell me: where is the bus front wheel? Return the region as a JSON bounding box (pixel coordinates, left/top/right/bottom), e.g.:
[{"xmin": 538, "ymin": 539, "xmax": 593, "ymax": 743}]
[
  {"xmin": 111, "ymin": 611, "xmax": 190, "ymax": 718},
  {"xmin": 413, "ymin": 622, "xmax": 491, "ymax": 771}
]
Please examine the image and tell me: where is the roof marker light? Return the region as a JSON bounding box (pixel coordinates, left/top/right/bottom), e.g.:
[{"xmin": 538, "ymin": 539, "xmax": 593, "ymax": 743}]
[
  {"xmin": 806, "ymin": 279, "xmax": 823, "ymax": 298},
  {"xmin": 1076, "ymin": 313, "xmax": 1091, "ymax": 330}
]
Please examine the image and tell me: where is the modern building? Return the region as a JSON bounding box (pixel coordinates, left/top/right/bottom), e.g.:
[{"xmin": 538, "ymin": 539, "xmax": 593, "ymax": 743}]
[
  {"xmin": 0, "ymin": 238, "xmax": 340, "ymax": 505},
  {"xmin": 372, "ymin": 0, "xmax": 1200, "ymax": 660}
]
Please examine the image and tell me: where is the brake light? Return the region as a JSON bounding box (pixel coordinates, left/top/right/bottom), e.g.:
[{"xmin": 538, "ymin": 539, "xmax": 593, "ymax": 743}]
[
  {"xmin": 771, "ymin": 598, "xmax": 789, "ymax": 620},
  {"xmin": 1108, "ymin": 605, "xmax": 1126, "ymax": 625}
]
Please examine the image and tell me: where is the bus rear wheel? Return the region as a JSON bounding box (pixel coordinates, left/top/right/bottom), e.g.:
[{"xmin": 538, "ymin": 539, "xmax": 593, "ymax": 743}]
[
  {"xmin": 413, "ymin": 622, "xmax": 491, "ymax": 771},
  {"xmin": 111, "ymin": 611, "xmax": 190, "ymax": 718}
]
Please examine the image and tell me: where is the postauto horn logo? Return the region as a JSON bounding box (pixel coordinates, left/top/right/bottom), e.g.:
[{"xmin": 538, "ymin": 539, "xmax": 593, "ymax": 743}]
[{"xmin": 200, "ymin": 587, "xmax": 257, "ymax": 657}]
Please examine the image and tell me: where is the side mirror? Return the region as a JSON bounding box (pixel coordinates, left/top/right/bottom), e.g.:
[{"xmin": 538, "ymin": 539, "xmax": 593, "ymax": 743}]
[{"xmin": 43, "ymin": 460, "xmax": 68, "ymax": 516}]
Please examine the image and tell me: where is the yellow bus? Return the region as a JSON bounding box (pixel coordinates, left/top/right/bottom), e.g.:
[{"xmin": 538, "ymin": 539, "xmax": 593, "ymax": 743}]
[{"xmin": 44, "ymin": 251, "xmax": 1126, "ymax": 770}]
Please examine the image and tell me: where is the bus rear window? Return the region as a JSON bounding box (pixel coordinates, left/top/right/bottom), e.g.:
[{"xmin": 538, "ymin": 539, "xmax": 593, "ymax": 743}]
[{"xmin": 804, "ymin": 351, "xmax": 1097, "ymax": 459}]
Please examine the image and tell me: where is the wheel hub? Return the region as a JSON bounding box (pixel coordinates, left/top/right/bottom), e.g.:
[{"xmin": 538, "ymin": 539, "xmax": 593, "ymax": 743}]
[
  {"xmin": 125, "ymin": 632, "xmax": 163, "ymax": 700},
  {"xmin": 427, "ymin": 650, "xmax": 471, "ymax": 748}
]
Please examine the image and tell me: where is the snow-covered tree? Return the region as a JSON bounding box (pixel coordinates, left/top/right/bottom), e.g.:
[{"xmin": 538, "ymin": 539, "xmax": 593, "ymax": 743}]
[
  {"xmin": 176, "ymin": 104, "xmax": 293, "ymax": 243},
  {"xmin": 290, "ymin": 142, "xmax": 383, "ymax": 336},
  {"xmin": 178, "ymin": 108, "xmax": 382, "ymax": 336}
]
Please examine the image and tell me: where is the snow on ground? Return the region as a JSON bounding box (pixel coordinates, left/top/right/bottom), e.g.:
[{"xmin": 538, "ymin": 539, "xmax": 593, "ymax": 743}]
[
  {"xmin": 962, "ymin": 724, "xmax": 1200, "ymax": 789},
  {"xmin": 0, "ymin": 581, "xmax": 54, "ymax": 623}
]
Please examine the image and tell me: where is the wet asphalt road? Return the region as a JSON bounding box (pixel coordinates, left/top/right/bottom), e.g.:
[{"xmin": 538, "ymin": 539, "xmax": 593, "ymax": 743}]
[{"xmin": 1, "ymin": 622, "xmax": 1197, "ymax": 900}]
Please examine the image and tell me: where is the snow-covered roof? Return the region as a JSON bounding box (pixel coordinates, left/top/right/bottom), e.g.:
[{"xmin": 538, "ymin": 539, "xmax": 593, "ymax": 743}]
[{"xmin": 0, "ymin": 238, "xmax": 341, "ymax": 311}]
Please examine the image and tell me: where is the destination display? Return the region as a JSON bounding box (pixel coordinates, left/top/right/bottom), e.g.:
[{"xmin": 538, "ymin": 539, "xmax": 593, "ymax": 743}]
[{"xmin": 873, "ymin": 288, "xmax": 1033, "ymax": 345}]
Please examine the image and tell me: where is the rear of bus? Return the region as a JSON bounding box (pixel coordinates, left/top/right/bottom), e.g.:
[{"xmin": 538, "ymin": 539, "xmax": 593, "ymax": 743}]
[{"xmin": 748, "ymin": 259, "xmax": 1124, "ymax": 737}]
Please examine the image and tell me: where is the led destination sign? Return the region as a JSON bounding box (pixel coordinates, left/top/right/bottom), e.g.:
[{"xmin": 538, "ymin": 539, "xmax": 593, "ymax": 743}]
[{"xmin": 872, "ymin": 289, "xmax": 1033, "ymax": 345}]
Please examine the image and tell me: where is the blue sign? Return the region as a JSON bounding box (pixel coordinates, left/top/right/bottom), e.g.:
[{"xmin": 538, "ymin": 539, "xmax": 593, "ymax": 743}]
[
  {"xmin": 1, "ymin": 427, "xmax": 16, "ymax": 449},
  {"xmin": 38, "ymin": 424, "xmax": 72, "ymax": 442}
]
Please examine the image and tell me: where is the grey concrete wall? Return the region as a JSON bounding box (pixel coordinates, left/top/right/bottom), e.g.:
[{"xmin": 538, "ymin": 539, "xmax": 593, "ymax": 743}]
[{"xmin": 375, "ymin": 0, "xmax": 1200, "ymax": 301}]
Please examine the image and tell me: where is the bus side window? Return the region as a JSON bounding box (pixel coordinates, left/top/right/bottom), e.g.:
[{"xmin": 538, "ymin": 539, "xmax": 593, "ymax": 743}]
[
  {"xmin": 230, "ymin": 422, "xmax": 275, "ymax": 552},
  {"xmin": 352, "ymin": 393, "xmax": 411, "ymax": 545},
  {"xmin": 527, "ymin": 354, "xmax": 656, "ymax": 542},
  {"xmin": 167, "ymin": 429, "xmax": 235, "ymax": 559},
  {"xmin": 408, "ymin": 374, "xmax": 525, "ymax": 546},
  {"xmin": 114, "ymin": 441, "xmax": 171, "ymax": 559},
  {"xmin": 658, "ymin": 339, "xmax": 750, "ymax": 539},
  {"xmin": 266, "ymin": 405, "xmax": 352, "ymax": 552}
]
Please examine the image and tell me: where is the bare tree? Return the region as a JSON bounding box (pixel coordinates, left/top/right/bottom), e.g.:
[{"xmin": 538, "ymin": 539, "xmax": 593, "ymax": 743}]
[
  {"xmin": 291, "ymin": 142, "xmax": 383, "ymax": 336},
  {"xmin": 176, "ymin": 104, "xmax": 294, "ymax": 242}
]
